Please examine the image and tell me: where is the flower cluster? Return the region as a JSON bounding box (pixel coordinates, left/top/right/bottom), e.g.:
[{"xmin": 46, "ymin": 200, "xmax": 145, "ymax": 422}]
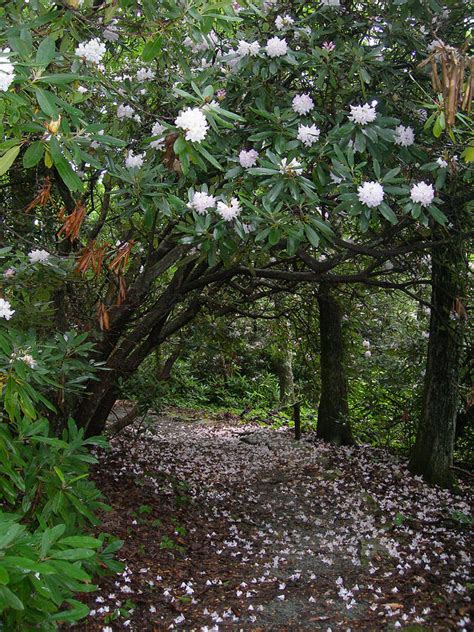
[
  {"xmin": 275, "ymin": 15, "xmax": 294, "ymax": 30},
  {"xmin": 0, "ymin": 298, "xmax": 14, "ymax": 320},
  {"xmin": 410, "ymin": 182, "xmax": 435, "ymax": 207},
  {"xmin": 348, "ymin": 103, "xmax": 377, "ymax": 125},
  {"xmin": 75, "ymin": 38, "xmax": 106, "ymax": 64},
  {"xmin": 150, "ymin": 122, "xmax": 166, "ymax": 150},
  {"xmin": 239, "ymin": 149, "xmax": 258, "ymax": 168},
  {"xmin": 175, "ymin": 108, "xmax": 209, "ymax": 143},
  {"xmin": 357, "ymin": 181, "xmax": 385, "ymax": 208},
  {"xmin": 28, "ymin": 249, "xmax": 50, "ymax": 264},
  {"xmin": 0, "ymin": 49, "xmax": 15, "ymax": 92},
  {"xmin": 125, "ymin": 151, "xmax": 145, "ymax": 169},
  {"xmin": 394, "ymin": 125, "xmax": 415, "ymax": 147},
  {"xmin": 236, "ymin": 41, "xmax": 260, "ymax": 57},
  {"xmin": 292, "ymin": 94, "xmax": 314, "ymax": 115},
  {"xmin": 265, "ymin": 37, "xmax": 288, "ymax": 58},
  {"xmin": 136, "ymin": 67, "xmax": 155, "ymax": 81},
  {"xmin": 217, "ymin": 198, "xmax": 241, "ymax": 221},
  {"xmin": 279, "ymin": 158, "xmax": 303, "ymax": 175},
  {"xmin": 117, "ymin": 104, "xmax": 135, "ymax": 120},
  {"xmin": 297, "ymin": 124, "xmax": 320, "ymax": 147},
  {"xmin": 189, "ymin": 191, "xmax": 216, "ymax": 215}
]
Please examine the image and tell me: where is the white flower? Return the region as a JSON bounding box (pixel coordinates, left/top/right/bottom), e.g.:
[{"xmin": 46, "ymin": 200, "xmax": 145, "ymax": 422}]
[
  {"xmin": 217, "ymin": 198, "xmax": 241, "ymax": 221},
  {"xmin": 28, "ymin": 249, "xmax": 50, "ymax": 264},
  {"xmin": 150, "ymin": 122, "xmax": 166, "ymax": 150},
  {"xmin": 0, "ymin": 49, "xmax": 15, "ymax": 92},
  {"xmin": 0, "ymin": 298, "xmax": 14, "ymax": 320},
  {"xmin": 275, "ymin": 15, "xmax": 294, "ymax": 30},
  {"xmin": 348, "ymin": 103, "xmax": 377, "ymax": 125},
  {"xmin": 321, "ymin": 0, "xmax": 340, "ymax": 5},
  {"xmin": 117, "ymin": 104, "xmax": 135, "ymax": 120},
  {"xmin": 103, "ymin": 24, "xmax": 119, "ymax": 42},
  {"xmin": 297, "ymin": 124, "xmax": 320, "ymax": 147},
  {"xmin": 3, "ymin": 268, "xmax": 15, "ymax": 278},
  {"xmin": 394, "ymin": 125, "xmax": 415, "ymax": 147},
  {"xmin": 20, "ymin": 354, "xmax": 37, "ymax": 369},
  {"xmin": 330, "ymin": 172, "xmax": 343, "ymax": 184},
  {"xmin": 265, "ymin": 37, "xmax": 288, "ymax": 58},
  {"xmin": 410, "ymin": 182, "xmax": 434, "ymax": 207},
  {"xmin": 364, "ymin": 350, "xmax": 372, "ymax": 358},
  {"xmin": 292, "ymin": 93, "xmax": 314, "ymax": 115},
  {"xmin": 279, "ymin": 158, "xmax": 303, "ymax": 175},
  {"xmin": 175, "ymin": 107, "xmax": 209, "ymax": 143},
  {"xmin": 436, "ymin": 157, "xmax": 448, "ymax": 168},
  {"xmin": 236, "ymin": 40, "xmax": 260, "ymax": 57},
  {"xmin": 239, "ymin": 149, "xmax": 258, "ymax": 168},
  {"xmin": 75, "ymin": 38, "xmax": 106, "ymax": 64},
  {"xmin": 136, "ymin": 67, "xmax": 154, "ymax": 81},
  {"xmin": 125, "ymin": 151, "xmax": 145, "ymax": 169},
  {"xmin": 189, "ymin": 191, "xmax": 216, "ymax": 215},
  {"xmin": 362, "ymin": 339, "xmax": 370, "ymax": 348},
  {"xmin": 77, "ymin": 85, "xmax": 88, "ymax": 94},
  {"xmin": 357, "ymin": 181, "xmax": 384, "ymax": 208}
]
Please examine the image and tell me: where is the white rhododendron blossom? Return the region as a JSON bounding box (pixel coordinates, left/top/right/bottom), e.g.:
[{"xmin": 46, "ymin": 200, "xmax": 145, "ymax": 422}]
[
  {"xmin": 20, "ymin": 354, "xmax": 37, "ymax": 369},
  {"xmin": 236, "ymin": 40, "xmax": 260, "ymax": 57},
  {"xmin": 3, "ymin": 268, "xmax": 15, "ymax": 278},
  {"xmin": 117, "ymin": 104, "xmax": 135, "ymax": 120},
  {"xmin": 394, "ymin": 125, "xmax": 415, "ymax": 147},
  {"xmin": 136, "ymin": 67, "xmax": 155, "ymax": 81},
  {"xmin": 217, "ymin": 198, "xmax": 241, "ymax": 221},
  {"xmin": 297, "ymin": 124, "xmax": 320, "ymax": 147},
  {"xmin": 275, "ymin": 15, "xmax": 294, "ymax": 30},
  {"xmin": 0, "ymin": 298, "xmax": 14, "ymax": 320},
  {"xmin": 279, "ymin": 158, "xmax": 303, "ymax": 175},
  {"xmin": 265, "ymin": 37, "xmax": 288, "ymax": 57},
  {"xmin": 189, "ymin": 191, "xmax": 216, "ymax": 215},
  {"xmin": 436, "ymin": 157, "xmax": 448, "ymax": 168},
  {"xmin": 28, "ymin": 249, "xmax": 50, "ymax": 264},
  {"xmin": 150, "ymin": 122, "xmax": 166, "ymax": 149},
  {"xmin": 75, "ymin": 38, "xmax": 106, "ymax": 64},
  {"xmin": 239, "ymin": 149, "xmax": 258, "ymax": 168},
  {"xmin": 410, "ymin": 182, "xmax": 435, "ymax": 207},
  {"xmin": 292, "ymin": 93, "xmax": 314, "ymax": 115},
  {"xmin": 125, "ymin": 151, "xmax": 145, "ymax": 169},
  {"xmin": 175, "ymin": 107, "xmax": 209, "ymax": 143},
  {"xmin": 357, "ymin": 181, "xmax": 385, "ymax": 208},
  {"xmin": 348, "ymin": 103, "xmax": 377, "ymax": 125},
  {"xmin": 0, "ymin": 49, "xmax": 15, "ymax": 91}
]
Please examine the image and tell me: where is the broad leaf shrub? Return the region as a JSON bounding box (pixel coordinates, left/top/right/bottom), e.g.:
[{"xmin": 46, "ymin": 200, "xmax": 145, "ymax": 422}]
[{"xmin": 0, "ymin": 326, "xmax": 122, "ymax": 629}]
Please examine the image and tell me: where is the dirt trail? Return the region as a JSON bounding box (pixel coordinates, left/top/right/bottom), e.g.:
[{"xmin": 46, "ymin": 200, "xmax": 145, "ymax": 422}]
[{"xmin": 79, "ymin": 407, "xmax": 472, "ymax": 631}]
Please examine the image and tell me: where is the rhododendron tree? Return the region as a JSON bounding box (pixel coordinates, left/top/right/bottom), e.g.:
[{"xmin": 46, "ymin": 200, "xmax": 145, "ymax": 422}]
[{"xmin": 0, "ymin": 0, "xmax": 471, "ymax": 486}]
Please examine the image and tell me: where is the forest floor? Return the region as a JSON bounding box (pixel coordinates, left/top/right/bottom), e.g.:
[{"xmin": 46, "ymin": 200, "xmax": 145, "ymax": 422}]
[{"xmin": 77, "ymin": 404, "xmax": 472, "ymax": 632}]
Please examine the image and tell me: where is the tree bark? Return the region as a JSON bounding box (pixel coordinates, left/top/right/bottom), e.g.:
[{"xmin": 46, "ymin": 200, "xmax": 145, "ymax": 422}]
[
  {"xmin": 409, "ymin": 207, "xmax": 467, "ymax": 488},
  {"xmin": 317, "ymin": 285, "xmax": 353, "ymax": 445}
]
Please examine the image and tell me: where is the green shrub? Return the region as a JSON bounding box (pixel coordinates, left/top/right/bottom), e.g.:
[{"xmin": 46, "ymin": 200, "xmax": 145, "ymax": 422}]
[{"xmin": 0, "ymin": 327, "xmax": 122, "ymax": 629}]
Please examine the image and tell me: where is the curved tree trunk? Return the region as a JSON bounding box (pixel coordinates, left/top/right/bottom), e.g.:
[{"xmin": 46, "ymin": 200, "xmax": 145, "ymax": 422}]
[
  {"xmin": 409, "ymin": 206, "xmax": 466, "ymax": 488},
  {"xmin": 317, "ymin": 285, "xmax": 353, "ymax": 445}
]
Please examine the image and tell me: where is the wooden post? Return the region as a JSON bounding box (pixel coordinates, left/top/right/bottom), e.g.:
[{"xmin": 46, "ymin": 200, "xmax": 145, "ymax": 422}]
[{"xmin": 293, "ymin": 402, "xmax": 301, "ymax": 441}]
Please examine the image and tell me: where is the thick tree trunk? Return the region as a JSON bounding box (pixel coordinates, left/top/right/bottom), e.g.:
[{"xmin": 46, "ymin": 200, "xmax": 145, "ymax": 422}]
[
  {"xmin": 317, "ymin": 285, "xmax": 353, "ymax": 445},
  {"xmin": 409, "ymin": 210, "xmax": 466, "ymax": 488}
]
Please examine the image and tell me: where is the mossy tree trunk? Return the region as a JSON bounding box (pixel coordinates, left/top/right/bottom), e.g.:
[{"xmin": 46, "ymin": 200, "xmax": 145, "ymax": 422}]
[
  {"xmin": 317, "ymin": 284, "xmax": 354, "ymax": 445},
  {"xmin": 409, "ymin": 203, "xmax": 467, "ymax": 488}
]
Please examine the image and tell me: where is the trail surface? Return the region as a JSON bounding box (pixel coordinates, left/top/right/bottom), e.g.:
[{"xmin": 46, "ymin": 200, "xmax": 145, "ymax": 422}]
[{"xmin": 80, "ymin": 406, "xmax": 472, "ymax": 631}]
